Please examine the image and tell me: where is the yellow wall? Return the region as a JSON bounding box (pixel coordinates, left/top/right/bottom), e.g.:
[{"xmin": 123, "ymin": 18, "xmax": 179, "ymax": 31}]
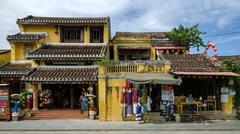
[
  {"xmin": 10, "ymin": 42, "xmax": 38, "ymax": 61},
  {"xmin": 0, "ymin": 50, "xmax": 11, "ymax": 65},
  {"xmin": 21, "ymin": 24, "xmax": 110, "ymax": 44},
  {"xmin": 22, "ymin": 25, "xmax": 60, "ymax": 43}
]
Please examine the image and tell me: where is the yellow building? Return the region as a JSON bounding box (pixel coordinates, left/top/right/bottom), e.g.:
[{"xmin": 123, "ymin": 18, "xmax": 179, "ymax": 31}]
[
  {"xmin": 0, "ymin": 50, "xmax": 11, "ymax": 65},
  {"xmin": 0, "ymin": 15, "xmax": 238, "ymax": 121}
]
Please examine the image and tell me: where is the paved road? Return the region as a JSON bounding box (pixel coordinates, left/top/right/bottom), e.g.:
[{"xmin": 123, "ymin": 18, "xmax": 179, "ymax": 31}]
[
  {"xmin": 0, "ymin": 131, "xmax": 239, "ymax": 134},
  {"xmin": 1, "ymin": 119, "xmax": 240, "ymax": 133}
]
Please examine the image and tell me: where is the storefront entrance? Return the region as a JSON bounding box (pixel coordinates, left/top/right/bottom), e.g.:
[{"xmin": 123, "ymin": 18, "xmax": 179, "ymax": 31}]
[{"xmin": 41, "ymin": 84, "xmax": 96, "ymax": 109}]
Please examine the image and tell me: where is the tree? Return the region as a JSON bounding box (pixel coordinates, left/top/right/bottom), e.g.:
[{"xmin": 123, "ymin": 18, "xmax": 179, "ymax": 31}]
[
  {"xmin": 222, "ymin": 59, "xmax": 240, "ymax": 107},
  {"xmin": 167, "ymin": 24, "xmax": 206, "ymax": 50}
]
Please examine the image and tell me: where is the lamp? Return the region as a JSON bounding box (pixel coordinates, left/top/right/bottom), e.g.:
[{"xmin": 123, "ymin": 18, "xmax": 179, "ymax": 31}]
[{"xmin": 228, "ymin": 79, "xmax": 235, "ymax": 86}]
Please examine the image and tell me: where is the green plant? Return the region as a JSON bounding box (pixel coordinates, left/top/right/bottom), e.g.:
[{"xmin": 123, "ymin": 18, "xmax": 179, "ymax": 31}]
[
  {"xmin": 167, "ymin": 24, "xmax": 206, "ymax": 50},
  {"xmin": 20, "ymin": 89, "xmax": 31, "ymax": 108},
  {"xmin": 97, "ymin": 56, "xmax": 115, "ymax": 67},
  {"xmin": 221, "ymin": 59, "xmax": 240, "ymax": 107},
  {"xmin": 24, "ymin": 108, "xmax": 33, "ymax": 117}
]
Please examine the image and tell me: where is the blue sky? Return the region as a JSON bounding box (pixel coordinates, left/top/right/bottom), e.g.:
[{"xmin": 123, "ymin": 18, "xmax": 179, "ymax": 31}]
[{"xmin": 0, "ymin": 0, "xmax": 239, "ymax": 56}]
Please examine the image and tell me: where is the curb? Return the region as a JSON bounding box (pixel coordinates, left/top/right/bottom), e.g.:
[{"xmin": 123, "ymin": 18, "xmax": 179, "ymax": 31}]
[{"xmin": 0, "ymin": 129, "xmax": 240, "ymax": 131}]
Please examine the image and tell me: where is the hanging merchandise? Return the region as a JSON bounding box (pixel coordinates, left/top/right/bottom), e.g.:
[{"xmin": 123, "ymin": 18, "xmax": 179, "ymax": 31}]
[
  {"xmin": 142, "ymin": 86, "xmax": 147, "ymax": 104},
  {"xmin": 136, "ymin": 102, "xmax": 144, "ymax": 121},
  {"xmin": 125, "ymin": 82, "xmax": 131, "ymax": 89},
  {"xmin": 127, "ymin": 89, "xmax": 133, "ymax": 116},
  {"xmin": 147, "ymin": 96, "xmax": 152, "ymax": 112},
  {"xmin": 133, "ymin": 87, "xmax": 138, "ymax": 114},
  {"xmin": 121, "ymin": 88, "xmax": 127, "ymax": 118}
]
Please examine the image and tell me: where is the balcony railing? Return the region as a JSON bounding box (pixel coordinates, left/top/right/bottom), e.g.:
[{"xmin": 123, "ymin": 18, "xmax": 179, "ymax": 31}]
[{"xmin": 106, "ymin": 60, "xmax": 170, "ymax": 73}]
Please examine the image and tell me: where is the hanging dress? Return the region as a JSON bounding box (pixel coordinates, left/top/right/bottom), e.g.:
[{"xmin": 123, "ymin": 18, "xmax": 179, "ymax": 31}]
[
  {"xmin": 127, "ymin": 89, "xmax": 133, "ymax": 116},
  {"xmin": 121, "ymin": 89, "xmax": 127, "ymax": 118},
  {"xmin": 133, "ymin": 88, "xmax": 138, "ymax": 114}
]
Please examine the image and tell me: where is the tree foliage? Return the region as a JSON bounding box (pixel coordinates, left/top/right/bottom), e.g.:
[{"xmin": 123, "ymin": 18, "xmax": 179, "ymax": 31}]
[
  {"xmin": 167, "ymin": 24, "xmax": 206, "ymax": 50},
  {"xmin": 222, "ymin": 59, "xmax": 240, "ymax": 107}
]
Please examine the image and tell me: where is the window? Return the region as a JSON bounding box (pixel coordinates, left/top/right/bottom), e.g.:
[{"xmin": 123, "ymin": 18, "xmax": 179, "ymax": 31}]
[
  {"xmin": 61, "ymin": 26, "xmax": 83, "ymax": 43},
  {"xmin": 24, "ymin": 43, "xmax": 33, "ymax": 59},
  {"xmin": 90, "ymin": 26, "xmax": 103, "ymax": 43},
  {"xmin": 119, "ymin": 49, "xmax": 150, "ymax": 61}
]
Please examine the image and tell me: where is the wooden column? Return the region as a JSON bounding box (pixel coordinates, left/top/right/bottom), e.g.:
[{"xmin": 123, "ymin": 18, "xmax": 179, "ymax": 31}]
[
  {"xmin": 32, "ymin": 84, "xmax": 38, "ymax": 111},
  {"xmin": 70, "ymin": 86, "xmax": 74, "ymax": 109}
]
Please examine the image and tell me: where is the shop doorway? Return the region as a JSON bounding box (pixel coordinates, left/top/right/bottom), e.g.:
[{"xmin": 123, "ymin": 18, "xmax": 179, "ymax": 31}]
[
  {"xmin": 41, "ymin": 84, "xmax": 96, "ymax": 109},
  {"xmin": 150, "ymin": 84, "xmax": 162, "ymax": 112}
]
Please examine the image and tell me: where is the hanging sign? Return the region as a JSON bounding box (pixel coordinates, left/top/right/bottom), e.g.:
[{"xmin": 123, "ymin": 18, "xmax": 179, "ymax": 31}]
[{"xmin": 221, "ymin": 94, "xmax": 228, "ymax": 103}]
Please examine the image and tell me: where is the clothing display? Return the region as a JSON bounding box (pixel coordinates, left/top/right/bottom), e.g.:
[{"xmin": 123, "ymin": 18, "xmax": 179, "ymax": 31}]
[
  {"xmin": 133, "ymin": 89, "xmax": 138, "ymax": 103},
  {"xmin": 120, "ymin": 85, "xmax": 148, "ymax": 120},
  {"xmin": 121, "ymin": 89, "xmax": 127, "ymax": 104},
  {"xmin": 142, "ymin": 88, "xmax": 147, "ymax": 104},
  {"xmin": 127, "ymin": 89, "xmax": 132, "ymax": 105},
  {"xmin": 133, "ymin": 103, "xmax": 137, "ymax": 114},
  {"xmin": 121, "ymin": 103, "xmax": 127, "ymax": 117},
  {"xmin": 127, "ymin": 104, "xmax": 133, "ymax": 116},
  {"xmin": 81, "ymin": 97, "xmax": 89, "ymax": 111},
  {"xmin": 147, "ymin": 96, "xmax": 152, "ymax": 112},
  {"xmin": 136, "ymin": 102, "xmax": 144, "ymax": 121}
]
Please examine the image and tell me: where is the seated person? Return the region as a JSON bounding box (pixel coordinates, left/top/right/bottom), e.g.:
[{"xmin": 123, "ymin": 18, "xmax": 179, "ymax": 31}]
[
  {"xmin": 186, "ymin": 94, "xmax": 195, "ymax": 113},
  {"xmin": 186, "ymin": 94, "xmax": 194, "ymax": 102}
]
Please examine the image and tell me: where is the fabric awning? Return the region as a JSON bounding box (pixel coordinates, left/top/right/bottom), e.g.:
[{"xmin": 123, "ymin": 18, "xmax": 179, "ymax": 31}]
[{"xmin": 124, "ymin": 72, "xmax": 181, "ymax": 85}]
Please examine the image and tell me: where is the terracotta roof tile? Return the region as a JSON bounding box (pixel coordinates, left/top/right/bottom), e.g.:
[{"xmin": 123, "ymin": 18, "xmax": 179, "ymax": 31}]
[
  {"xmin": 115, "ymin": 32, "xmax": 167, "ymax": 38},
  {"xmin": 27, "ymin": 43, "xmax": 107, "ymax": 61},
  {"xmin": 162, "ymin": 54, "xmax": 219, "ymax": 72},
  {"xmin": 22, "ymin": 66, "xmax": 98, "ymax": 84},
  {"xmin": 7, "ymin": 32, "xmax": 46, "ymax": 42},
  {"xmin": 0, "ymin": 61, "xmax": 32, "ymax": 77},
  {"xmin": 17, "ymin": 15, "xmax": 110, "ymax": 25}
]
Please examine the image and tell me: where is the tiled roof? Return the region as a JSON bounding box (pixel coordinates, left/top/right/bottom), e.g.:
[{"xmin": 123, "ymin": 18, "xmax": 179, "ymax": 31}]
[
  {"xmin": 27, "ymin": 43, "xmax": 107, "ymax": 61},
  {"xmin": 22, "ymin": 66, "xmax": 98, "ymax": 84},
  {"xmin": 218, "ymin": 55, "xmax": 240, "ymax": 66},
  {"xmin": 162, "ymin": 54, "xmax": 218, "ymax": 72},
  {"xmin": 115, "ymin": 32, "xmax": 167, "ymax": 38},
  {"xmin": 0, "ymin": 49, "xmax": 10, "ymax": 54},
  {"xmin": 17, "ymin": 15, "xmax": 110, "ymax": 25},
  {"xmin": 0, "ymin": 61, "xmax": 32, "ymax": 77},
  {"xmin": 7, "ymin": 32, "xmax": 46, "ymax": 42}
]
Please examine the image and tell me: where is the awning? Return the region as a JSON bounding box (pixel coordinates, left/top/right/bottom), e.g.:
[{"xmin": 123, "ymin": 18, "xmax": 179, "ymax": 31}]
[
  {"xmin": 124, "ymin": 72, "xmax": 181, "ymax": 85},
  {"xmin": 118, "ymin": 46, "xmax": 151, "ymax": 50}
]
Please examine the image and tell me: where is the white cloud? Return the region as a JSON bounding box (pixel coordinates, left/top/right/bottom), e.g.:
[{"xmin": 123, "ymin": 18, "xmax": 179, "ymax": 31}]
[{"xmin": 0, "ymin": 0, "xmax": 240, "ymax": 51}]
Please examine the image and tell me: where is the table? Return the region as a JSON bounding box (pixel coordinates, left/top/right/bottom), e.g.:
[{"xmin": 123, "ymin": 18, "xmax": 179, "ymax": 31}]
[{"xmin": 180, "ymin": 102, "xmax": 199, "ymax": 114}]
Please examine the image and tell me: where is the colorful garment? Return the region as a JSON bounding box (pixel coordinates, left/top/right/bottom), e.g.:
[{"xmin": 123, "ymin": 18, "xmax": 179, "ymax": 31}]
[
  {"xmin": 136, "ymin": 102, "xmax": 144, "ymax": 121},
  {"xmin": 127, "ymin": 89, "xmax": 132, "ymax": 105},
  {"xmin": 133, "ymin": 89, "xmax": 138, "ymax": 103},
  {"xmin": 127, "ymin": 104, "xmax": 133, "ymax": 116},
  {"xmin": 121, "ymin": 89, "xmax": 127, "ymax": 104},
  {"xmin": 147, "ymin": 96, "xmax": 152, "ymax": 112},
  {"xmin": 81, "ymin": 97, "xmax": 89, "ymax": 111},
  {"xmin": 133, "ymin": 103, "xmax": 137, "ymax": 114},
  {"xmin": 142, "ymin": 88, "xmax": 147, "ymax": 104},
  {"xmin": 121, "ymin": 104, "xmax": 127, "ymax": 118}
]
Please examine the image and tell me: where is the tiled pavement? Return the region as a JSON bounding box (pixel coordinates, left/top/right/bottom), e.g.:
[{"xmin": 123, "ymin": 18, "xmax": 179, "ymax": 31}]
[{"xmin": 0, "ymin": 119, "xmax": 240, "ymax": 131}]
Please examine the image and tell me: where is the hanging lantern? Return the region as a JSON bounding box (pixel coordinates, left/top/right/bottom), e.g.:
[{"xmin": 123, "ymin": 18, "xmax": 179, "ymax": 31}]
[{"xmin": 228, "ymin": 79, "xmax": 235, "ymax": 86}]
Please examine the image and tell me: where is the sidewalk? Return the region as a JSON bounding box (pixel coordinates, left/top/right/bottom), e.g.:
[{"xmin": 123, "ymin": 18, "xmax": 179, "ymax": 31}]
[{"xmin": 0, "ymin": 119, "xmax": 240, "ymax": 131}]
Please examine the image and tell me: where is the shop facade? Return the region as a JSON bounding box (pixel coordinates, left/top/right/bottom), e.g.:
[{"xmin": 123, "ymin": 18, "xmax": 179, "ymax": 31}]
[{"xmin": 0, "ymin": 16, "xmax": 239, "ymax": 121}]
